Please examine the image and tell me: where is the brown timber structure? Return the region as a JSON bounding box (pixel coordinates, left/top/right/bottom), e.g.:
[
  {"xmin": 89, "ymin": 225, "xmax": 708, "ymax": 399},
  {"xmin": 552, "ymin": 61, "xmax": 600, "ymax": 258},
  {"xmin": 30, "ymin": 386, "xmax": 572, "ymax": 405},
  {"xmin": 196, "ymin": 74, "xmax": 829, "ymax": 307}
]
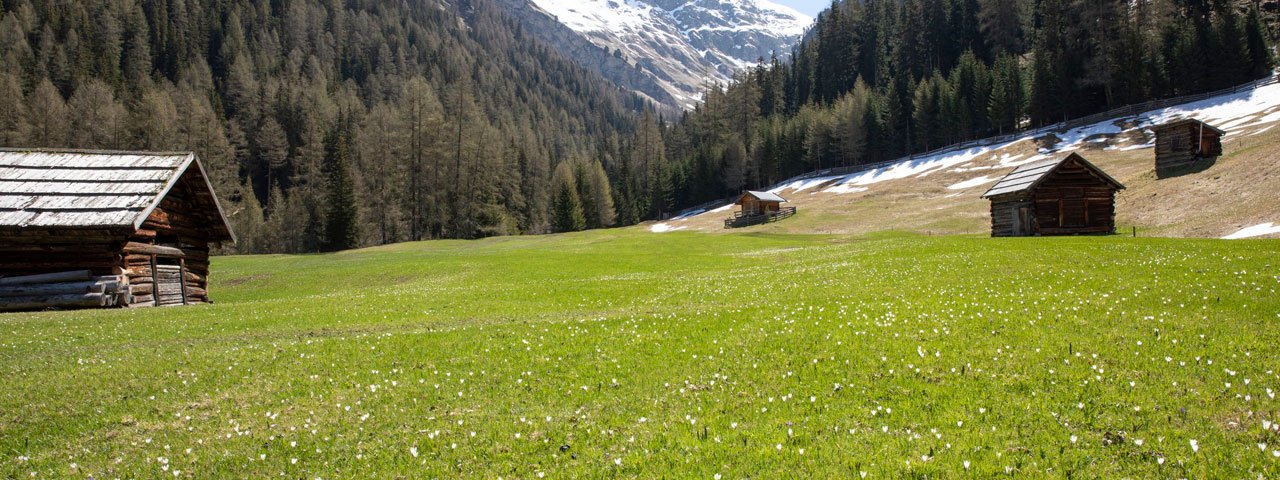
[
  {"xmin": 981, "ymin": 153, "xmax": 1125, "ymax": 237},
  {"xmin": 1152, "ymin": 118, "xmax": 1224, "ymax": 178},
  {"xmin": 725, "ymin": 191, "xmax": 795, "ymax": 228},
  {"xmin": 0, "ymin": 149, "xmax": 234, "ymax": 311}
]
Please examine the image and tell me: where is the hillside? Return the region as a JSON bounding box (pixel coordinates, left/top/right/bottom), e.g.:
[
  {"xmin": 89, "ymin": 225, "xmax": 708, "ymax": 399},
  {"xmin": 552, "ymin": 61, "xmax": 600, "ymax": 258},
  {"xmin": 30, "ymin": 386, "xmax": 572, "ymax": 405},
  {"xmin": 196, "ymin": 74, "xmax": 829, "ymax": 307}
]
[
  {"xmin": 0, "ymin": 0, "xmax": 649, "ymax": 252},
  {"xmin": 657, "ymin": 80, "xmax": 1280, "ymax": 239}
]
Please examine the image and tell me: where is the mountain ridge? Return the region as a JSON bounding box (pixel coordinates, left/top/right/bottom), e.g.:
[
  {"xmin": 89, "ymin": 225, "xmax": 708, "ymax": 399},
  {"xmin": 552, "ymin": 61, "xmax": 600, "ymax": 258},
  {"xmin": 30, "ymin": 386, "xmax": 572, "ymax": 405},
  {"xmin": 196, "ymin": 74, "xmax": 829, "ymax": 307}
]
[{"xmin": 503, "ymin": 0, "xmax": 812, "ymax": 109}]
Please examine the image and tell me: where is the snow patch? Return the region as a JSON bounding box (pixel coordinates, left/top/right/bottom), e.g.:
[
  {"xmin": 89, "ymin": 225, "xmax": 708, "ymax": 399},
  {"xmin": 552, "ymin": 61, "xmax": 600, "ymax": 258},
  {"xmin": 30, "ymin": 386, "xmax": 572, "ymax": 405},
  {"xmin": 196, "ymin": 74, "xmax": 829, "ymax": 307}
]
[
  {"xmin": 947, "ymin": 175, "xmax": 998, "ymax": 190},
  {"xmin": 650, "ymin": 222, "xmax": 687, "ymax": 233},
  {"xmin": 1222, "ymin": 222, "xmax": 1280, "ymax": 239}
]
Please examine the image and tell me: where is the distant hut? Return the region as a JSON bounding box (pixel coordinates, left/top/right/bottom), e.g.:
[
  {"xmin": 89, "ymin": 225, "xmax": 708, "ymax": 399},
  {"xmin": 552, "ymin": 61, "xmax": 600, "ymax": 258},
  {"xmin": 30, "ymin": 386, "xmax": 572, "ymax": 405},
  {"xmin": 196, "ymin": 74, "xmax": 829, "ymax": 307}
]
[
  {"xmin": 1152, "ymin": 118, "xmax": 1224, "ymax": 178},
  {"xmin": 0, "ymin": 149, "xmax": 235, "ymax": 311},
  {"xmin": 981, "ymin": 153, "xmax": 1125, "ymax": 237},
  {"xmin": 725, "ymin": 190, "xmax": 796, "ymax": 228}
]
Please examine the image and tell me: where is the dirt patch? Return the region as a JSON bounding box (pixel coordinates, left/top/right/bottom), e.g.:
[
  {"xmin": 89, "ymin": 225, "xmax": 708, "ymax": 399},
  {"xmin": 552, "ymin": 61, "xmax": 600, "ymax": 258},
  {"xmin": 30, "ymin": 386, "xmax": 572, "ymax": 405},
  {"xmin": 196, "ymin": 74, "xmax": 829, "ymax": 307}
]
[{"xmin": 222, "ymin": 273, "xmax": 271, "ymax": 287}]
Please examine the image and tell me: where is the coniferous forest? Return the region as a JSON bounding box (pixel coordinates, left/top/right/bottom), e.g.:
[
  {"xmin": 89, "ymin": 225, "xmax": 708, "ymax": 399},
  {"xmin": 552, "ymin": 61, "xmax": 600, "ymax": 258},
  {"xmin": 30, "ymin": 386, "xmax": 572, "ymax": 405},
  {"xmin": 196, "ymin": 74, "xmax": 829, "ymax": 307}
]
[
  {"xmin": 662, "ymin": 0, "xmax": 1276, "ymax": 208},
  {"xmin": 0, "ymin": 0, "xmax": 1274, "ymax": 252},
  {"xmin": 0, "ymin": 0, "xmax": 650, "ymax": 252}
]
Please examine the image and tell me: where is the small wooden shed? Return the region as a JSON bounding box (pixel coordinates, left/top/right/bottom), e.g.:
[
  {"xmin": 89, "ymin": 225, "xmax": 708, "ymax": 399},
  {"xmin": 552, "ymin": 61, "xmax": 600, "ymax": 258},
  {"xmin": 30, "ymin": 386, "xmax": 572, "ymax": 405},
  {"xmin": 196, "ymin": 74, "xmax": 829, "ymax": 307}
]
[
  {"xmin": 0, "ymin": 149, "xmax": 235, "ymax": 311},
  {"xmin": 725, "ymin": 190, "xmax": 796, "ymax": 228},
  {"xmin": 981, "ymin": 153, "xmax": 1125, "ymax": 237},
  {"xmin": 1152, "ymin": 119, "xmax": 1224, "ymax": 177}
]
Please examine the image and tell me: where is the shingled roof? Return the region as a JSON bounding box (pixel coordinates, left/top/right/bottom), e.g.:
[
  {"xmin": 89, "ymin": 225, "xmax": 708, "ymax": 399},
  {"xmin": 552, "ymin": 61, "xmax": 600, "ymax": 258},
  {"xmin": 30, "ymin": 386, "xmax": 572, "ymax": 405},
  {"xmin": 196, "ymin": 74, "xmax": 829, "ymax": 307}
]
[
  {"xmin": 1153, "ymin": 118, "xmax": 1226, "ymax": 135},
  {"xmin": 738, "ymin": 190, "xmax": 787, "ymax": 203},
  {"xmin": 981, "ymin": 152, "xmax": 1125, "ymax": 198},
  {"xmin": 0, "ymin": 149, "xmax": 234, "ymax": 240}
]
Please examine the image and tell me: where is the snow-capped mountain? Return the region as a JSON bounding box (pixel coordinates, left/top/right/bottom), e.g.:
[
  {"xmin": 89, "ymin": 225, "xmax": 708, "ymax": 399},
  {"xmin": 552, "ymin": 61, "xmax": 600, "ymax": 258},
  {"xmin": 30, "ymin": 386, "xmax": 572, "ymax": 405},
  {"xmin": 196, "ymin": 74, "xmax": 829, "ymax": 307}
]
[{"xmin": 495, "ymin": 0, "xmax": 812, "ymax": 109}]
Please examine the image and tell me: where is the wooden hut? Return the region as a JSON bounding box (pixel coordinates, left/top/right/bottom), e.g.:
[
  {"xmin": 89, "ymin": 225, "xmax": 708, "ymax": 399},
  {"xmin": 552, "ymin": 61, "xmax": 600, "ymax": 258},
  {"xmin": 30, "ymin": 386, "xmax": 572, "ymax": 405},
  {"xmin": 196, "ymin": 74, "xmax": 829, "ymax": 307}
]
[
  {"xmin": 1152, "ymin": 119, "xmax": 1224, "ymax": 178},
  {"xmin": 981, "ymin": 153, "xmax": 1125, "ymax": 237},
  {"xmin": 0, "ymin": 149, "xmax": 235, "ymax": 311},
  {"xmin": 725, "ymin": 190, "xmax": 796, "ymax": 228}
]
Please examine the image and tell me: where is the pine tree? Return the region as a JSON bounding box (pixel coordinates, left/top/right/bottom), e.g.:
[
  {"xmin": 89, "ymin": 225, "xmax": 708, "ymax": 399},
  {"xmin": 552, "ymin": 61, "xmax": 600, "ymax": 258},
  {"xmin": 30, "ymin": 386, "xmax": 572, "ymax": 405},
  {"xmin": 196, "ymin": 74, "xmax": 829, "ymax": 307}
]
[
  {"xmin": 588, "ymin": 160, "xmax": 616, "ymax": 227},
  {"xmin": 68, "ymin": 80, "xmax": 127, "ymax": 149},
  {"xmin": 551, "ymin": 162, "xmax": 586, "ymax": 233},
  {"xmin": 0, "ymin": 72, "xmax": 29, "ymax": 146},
  {"xmin": 254, "ymin": 116, "xmax": 290, "ymax": 207},
  {"xmin": 1208, "ymin": 5, "xmax": 1250, "ymax": 89},
  {"xmin": 322, "ymin": 118, "xmax": 359, "ymax": 251},
  {"xmin": 574, "ymin": 160, "xmax": 601, "ymax": 229},
  {"xmin": 988, "ymin": 53, "xmax": 1024, "ymax": 133},
  {"xmin": 1243, "ymin": 6, "xmax": 1272, "ymax": 79},
  {"xmin": 26, "ymin": 78, "xmax": 68, "ymax": 147}
]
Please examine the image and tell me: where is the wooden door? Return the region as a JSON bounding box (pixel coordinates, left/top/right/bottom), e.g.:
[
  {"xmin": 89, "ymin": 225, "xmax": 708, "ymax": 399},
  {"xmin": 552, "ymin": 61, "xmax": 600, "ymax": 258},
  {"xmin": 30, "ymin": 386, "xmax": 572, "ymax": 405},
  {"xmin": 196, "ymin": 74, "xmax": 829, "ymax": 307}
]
[
  {"xmin": 154, "ymin": 257, "xmax": 185, "ymax": 307},
  {"xmin": 1013, "ymin": 206, "xmax": 1033, "ymax": 236},
  {"xmin": 1060, "ymin": 188, "xmax": 1086, "ymax": 227}
]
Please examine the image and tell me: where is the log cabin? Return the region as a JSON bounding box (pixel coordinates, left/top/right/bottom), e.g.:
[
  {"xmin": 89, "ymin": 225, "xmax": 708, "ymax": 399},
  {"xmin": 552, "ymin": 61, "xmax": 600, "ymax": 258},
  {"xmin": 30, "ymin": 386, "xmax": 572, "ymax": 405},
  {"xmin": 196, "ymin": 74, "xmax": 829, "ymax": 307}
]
[
  {"xmin": 1152, "ymin": 119, "xmax": 1224, "ymax": 178},
  {"xmin": 0, "ymin": 149, "xmax": 235, "ymax": 311},
  {"xmin": 725, "ymin": 190, "xmax": 796, "ymax": 228},
  {"xmin": 981, "ymin": 153, "xmax": 1125, "ymax": 237}
]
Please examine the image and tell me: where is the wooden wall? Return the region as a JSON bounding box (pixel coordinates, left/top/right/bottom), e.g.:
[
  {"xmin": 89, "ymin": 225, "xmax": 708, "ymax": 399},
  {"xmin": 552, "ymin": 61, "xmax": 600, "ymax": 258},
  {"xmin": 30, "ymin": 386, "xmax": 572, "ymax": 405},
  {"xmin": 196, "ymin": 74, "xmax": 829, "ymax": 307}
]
[
  {"xmin": 0, "ymin": 227, "xmax": 127, "ymax": 277},
  {"xmin": 1, "ymin": 169, "xmax": 223, "ymax": 309},
  {"xmin": 1155, "ymin": 124, "xmax": 1223, "ymax": 174},
  {"xmin": 1031, "ymin": 160, "xmax": 1117, "ymax": 235},
  {"xmin": 988, "ymin": 158, "xmax": 1119, "ymax": 237},
  {"xmin": 989, "ymin": 196, "xmax": 1032, "ymax": 237},
  {"xmin": 125, "ymin": 171, "xmax": 217, "ymax": 306}
]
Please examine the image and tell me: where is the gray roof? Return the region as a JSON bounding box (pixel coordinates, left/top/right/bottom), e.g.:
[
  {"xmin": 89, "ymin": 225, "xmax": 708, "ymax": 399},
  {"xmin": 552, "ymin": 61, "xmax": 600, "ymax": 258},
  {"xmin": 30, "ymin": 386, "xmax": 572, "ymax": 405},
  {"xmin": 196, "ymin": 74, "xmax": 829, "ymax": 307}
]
[
  {"xmin": 0, "ymin": 149, "xmax": 234, "ymax": 240},
  {"xmin": 1153, "ymin": 118, "xmax": 1225, "ymax": 135},
  {"xmin": 740, "ymin": 190, "xmax": 787, "ymax": 203},
  {"xmin": 982, "ymin": 152, "xmax": 1125, "ymax": 198}
]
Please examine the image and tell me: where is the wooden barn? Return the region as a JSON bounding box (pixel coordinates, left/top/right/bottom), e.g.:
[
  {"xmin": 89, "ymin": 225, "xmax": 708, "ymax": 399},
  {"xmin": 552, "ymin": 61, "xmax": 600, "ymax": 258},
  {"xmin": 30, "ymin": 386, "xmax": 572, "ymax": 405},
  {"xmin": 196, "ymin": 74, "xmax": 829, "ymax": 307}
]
[
  {"xmin": 725, "ymin": 190, "xmax": 796, "ymax": 228},
  {"xmin": 1152, "ymin": 118, "xmax": 1224, "ymax": 178},
  {"xmin": 981, "ymin": 153, "xmax": 1125, "ymax": 237},
  {"xmin": 0, "ymin": 149, "xmax": 234, "ymax": 311}
]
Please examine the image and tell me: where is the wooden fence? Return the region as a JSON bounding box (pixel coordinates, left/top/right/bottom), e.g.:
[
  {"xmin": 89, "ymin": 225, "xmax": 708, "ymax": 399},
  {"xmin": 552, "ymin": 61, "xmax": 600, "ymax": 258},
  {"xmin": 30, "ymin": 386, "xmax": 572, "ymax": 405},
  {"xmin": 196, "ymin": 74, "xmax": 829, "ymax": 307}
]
[
  {"xmin": 724, "ymin": 206, "xmax": 797, "ymax": 228},
  {"xmin": 675, "ymin": 74, "xmax": 1279, "ymax": 219}
]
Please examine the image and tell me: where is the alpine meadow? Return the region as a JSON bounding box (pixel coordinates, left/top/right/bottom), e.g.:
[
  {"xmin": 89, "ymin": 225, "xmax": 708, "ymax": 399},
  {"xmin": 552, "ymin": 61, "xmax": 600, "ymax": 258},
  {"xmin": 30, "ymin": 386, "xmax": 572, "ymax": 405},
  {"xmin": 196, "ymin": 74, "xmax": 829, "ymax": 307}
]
[{"xmin": 1, "ymin": 0, "xmax": 1279, "ymax": 477}]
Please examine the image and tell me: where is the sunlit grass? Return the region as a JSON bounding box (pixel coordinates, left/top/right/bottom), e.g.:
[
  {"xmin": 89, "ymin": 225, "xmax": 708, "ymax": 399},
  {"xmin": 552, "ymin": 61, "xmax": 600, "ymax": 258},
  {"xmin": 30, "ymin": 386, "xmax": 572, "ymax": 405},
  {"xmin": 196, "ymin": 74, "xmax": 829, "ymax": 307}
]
[{"xmin": 2, "ymin": 229, "xmax": 1278, "ymax": 478}]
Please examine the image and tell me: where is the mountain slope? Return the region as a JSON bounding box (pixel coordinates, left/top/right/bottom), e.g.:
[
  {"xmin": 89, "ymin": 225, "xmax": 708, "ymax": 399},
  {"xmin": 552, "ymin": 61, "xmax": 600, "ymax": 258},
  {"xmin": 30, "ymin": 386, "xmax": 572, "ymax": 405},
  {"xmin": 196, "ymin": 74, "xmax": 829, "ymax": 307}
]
[
  {"xmin": 657, "ymin": 80, "xmax": 1280, "ymax": 239},
  {"xmin": 499, "ymin": 0, "xmax": 811, "ymax": 109}
]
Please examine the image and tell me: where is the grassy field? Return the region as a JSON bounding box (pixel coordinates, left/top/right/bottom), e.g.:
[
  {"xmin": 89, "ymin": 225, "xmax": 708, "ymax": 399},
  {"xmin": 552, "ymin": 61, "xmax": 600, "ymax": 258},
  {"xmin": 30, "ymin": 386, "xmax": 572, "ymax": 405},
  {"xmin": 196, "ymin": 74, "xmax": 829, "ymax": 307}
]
[{"xmin": 2, "ymin": 229, "xmax": 1279, "ymax": 478}]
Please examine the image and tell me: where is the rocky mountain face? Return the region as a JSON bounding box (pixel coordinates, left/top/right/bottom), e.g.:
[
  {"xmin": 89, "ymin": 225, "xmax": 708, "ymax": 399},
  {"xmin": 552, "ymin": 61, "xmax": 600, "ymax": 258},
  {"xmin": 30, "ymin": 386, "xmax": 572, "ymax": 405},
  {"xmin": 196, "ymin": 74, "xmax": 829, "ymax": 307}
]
[{"xmin": 494, "ymin": 0, "xmax": 812, "ymax": 109}]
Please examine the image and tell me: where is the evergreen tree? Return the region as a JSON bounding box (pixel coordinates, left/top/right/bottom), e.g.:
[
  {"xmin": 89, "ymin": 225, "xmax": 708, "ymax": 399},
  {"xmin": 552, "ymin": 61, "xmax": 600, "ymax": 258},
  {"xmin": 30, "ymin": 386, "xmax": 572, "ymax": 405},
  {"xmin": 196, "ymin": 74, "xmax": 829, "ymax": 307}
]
[
  {"xmin": 987, "ymin": 53, "xmax": 1024, "ymax": 133},
  {"xmin": 551, "ymin": 161, "xmax": 586, "ymax": 232},
  {"xmin": 322, "ymin": 118, "xmax": 359, "ymax": 251},
  {"xmin": 1243, "ymin": 6, "xmax": 1272, "ymax": 79}
]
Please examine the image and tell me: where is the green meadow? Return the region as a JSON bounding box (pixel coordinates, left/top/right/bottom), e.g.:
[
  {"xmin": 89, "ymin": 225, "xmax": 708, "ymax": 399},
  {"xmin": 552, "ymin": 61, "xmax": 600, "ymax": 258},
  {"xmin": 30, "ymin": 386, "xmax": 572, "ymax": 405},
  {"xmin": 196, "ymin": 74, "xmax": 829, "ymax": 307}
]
[{"xmin": 2, "ymin": 230, "xmax": 1279, "ymax": 478}]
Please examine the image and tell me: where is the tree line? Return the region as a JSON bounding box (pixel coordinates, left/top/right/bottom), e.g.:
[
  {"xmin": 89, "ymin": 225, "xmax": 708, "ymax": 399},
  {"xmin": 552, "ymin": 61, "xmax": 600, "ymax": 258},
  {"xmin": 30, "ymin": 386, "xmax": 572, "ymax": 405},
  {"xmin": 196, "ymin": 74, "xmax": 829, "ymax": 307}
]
[
  {"xmin": 0, "ymin": 0, "xmax": 657, "ymax": 252},
  {"xmin": 661, "ymin": 0, "xmax": 1275, "ymax": 208}
]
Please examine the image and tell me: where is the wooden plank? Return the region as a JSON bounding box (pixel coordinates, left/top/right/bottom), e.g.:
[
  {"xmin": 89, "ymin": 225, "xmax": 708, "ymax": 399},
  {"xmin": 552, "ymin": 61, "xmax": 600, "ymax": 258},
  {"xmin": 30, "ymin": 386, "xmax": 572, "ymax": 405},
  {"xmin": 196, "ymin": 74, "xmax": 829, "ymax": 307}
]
[
  {"xmin": 123, "ymin": 242, "xmax": 184, "ymax": 258},
  {"xmin": 0, "ymin": 292, "xmax": 108, "ymax": 311},
  {"xmin": 0, "ymin": 270, "xmax": 93, "ymax": 285},
  {"xmin": 0, "ymin": 280, "xmax": 115, "ymax": 297}
]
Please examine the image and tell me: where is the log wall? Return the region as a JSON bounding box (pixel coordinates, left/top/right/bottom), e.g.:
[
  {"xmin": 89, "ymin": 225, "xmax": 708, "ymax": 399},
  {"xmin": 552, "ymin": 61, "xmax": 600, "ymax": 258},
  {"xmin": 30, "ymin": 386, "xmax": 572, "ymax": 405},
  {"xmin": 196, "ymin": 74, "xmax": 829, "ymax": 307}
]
[
  {"xmin": 987, "ymin": 157, "xmax": 1119, "ymax": 237},
  {"xmin": 989, "ymin": 196, "xmax": 1032, "ymax": 237},
  {"xmin": 126, "ymin": 170, "xmax": 218, "ymax": 306},
  {"xmin": 1155, "ymin": 124, "xmax": 1223, "ymax": 175},
  {"xmin": 1, "ymin": 167, "xmax": 223, "ymax": 309}
]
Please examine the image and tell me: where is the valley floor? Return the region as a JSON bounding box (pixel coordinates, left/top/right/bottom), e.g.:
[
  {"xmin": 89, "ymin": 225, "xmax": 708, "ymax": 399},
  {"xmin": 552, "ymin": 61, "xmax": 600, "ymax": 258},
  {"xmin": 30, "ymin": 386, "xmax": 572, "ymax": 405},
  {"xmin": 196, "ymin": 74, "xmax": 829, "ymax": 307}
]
[{"xmin": 2, "ymin": 230, "xmax": 1279, "ymax": 477}]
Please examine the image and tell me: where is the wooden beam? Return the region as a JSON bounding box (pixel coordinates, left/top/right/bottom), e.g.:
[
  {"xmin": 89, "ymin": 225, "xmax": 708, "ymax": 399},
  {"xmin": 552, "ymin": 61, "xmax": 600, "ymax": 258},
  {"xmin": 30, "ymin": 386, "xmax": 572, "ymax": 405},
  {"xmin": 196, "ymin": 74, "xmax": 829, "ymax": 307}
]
[
  {"xmin": 0, "ymin": 293, "xmax": 109, "ymax": 312},
  {"xmin": 123, "ymin": 242, "xmax": 184, "ymax": 258},
  {"xmin": 0, "ymin": 270, "xmax": 93, "ymax": 286}
]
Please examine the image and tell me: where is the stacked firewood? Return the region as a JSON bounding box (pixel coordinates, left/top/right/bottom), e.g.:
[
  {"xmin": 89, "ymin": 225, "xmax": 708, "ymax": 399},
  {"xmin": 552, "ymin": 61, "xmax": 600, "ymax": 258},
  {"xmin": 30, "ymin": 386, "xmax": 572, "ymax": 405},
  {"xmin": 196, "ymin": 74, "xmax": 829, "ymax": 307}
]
[{"xmin": 0, "ymin": 270, "xmax": 126, "ymax": 312}]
